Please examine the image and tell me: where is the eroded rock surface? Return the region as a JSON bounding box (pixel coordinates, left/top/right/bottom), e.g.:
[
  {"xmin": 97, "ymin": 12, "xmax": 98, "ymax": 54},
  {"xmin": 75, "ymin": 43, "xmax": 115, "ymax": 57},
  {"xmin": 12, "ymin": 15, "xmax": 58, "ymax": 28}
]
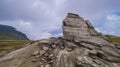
[{"xmin": 0, "ymin": 13, "xmax": 120, "ymax": 67}]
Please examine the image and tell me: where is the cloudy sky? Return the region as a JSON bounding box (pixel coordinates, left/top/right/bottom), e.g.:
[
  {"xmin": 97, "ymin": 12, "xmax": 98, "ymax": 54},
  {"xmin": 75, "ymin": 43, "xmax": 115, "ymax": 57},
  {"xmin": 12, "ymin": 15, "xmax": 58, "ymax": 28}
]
[{"xmin": 0, "ymin": 0, "xmax": 120, "ymax": 40}]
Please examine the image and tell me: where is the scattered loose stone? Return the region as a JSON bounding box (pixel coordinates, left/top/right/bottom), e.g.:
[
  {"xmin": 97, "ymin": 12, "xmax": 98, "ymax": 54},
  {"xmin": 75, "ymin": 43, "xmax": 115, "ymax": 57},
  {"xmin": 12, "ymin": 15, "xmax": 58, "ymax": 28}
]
[
  {"xmin": 44, "ymin": 53, "xmax": 49, "ymax": 57},
  {"xmin": 48, "ymin": 54, "xmax": 54, "ymax": 58},
  {"xmin": 32, "ymin": 58, "xmax": 37, "ymax": 62},
  {"xmin": 51, "ymin": 44, "xmax": 56, "ymax": 49},
  {"xmin": 0, "ymin": 13, "xmax": 120, "ymax": 67},
  {"xmin": 32, "ymin": 50, "xmax": 39, "ymax": 56},
  {"xmin": 42, "ymin": 46, "xmax": 49, "ymax": 51},
  {"xmin": 45, "ymin": 64, "xmax": 50, "ymax": 67},
  {"xmin": 39, "ymin": 50, "xmax": 46, "ymax": 56},
  {"xmin": 67, "ymin": 48, "xmax": 73, "ymax": 52},
  {"xmin": 48, "ymin": 60, "xmax": 54, "ymax": 64},
  {"xmin": 35, "ymin": 55, "xmax": 40, "ymax": 58}
]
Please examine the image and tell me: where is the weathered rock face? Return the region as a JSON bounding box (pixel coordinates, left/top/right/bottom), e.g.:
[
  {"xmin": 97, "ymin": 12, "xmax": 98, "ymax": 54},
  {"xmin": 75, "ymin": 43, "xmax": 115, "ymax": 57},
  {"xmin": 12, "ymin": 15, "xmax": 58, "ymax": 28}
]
[
  {"xmin": 0, "ymin": 13, "xmax": 120, "ymax": 67},
  {"xmin": 63, "ymin": 13, "xmax": 98, "ymax": 42}
]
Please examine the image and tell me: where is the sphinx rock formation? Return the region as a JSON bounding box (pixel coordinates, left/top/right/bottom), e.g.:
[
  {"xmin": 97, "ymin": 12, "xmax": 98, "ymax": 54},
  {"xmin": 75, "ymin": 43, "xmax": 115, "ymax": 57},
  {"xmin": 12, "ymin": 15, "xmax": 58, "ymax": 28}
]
[{"xmin": 0, "ymin": 13, "xmax": 120, "ymax": 67}]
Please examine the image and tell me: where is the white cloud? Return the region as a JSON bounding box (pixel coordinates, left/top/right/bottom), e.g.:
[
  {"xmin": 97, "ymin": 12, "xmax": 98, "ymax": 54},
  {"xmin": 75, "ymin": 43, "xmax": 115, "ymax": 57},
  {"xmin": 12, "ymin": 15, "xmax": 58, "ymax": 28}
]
[
  {"xmin": 107, "ymin": 14, "xmax": 120, "ymax": 21},
  {"xmin": 20, "ymin": 21, "xmax": 31, "ymax": 26},
  {"xmin": 96, "ymin": 14, "xmax": 120, "ymax": 36},
  {"xmin": 54, "ymin": 0, "xmax": 66, "ymax": 7},
  {"xmin": 0, "ymin": 0, "xmax": 120, "ymax": 40}
]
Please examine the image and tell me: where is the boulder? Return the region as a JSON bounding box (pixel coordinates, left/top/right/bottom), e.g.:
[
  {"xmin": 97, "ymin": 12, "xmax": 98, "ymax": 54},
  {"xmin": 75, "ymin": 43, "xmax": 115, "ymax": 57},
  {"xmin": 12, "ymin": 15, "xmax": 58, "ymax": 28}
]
[{"xmin": 0, "ymin": 13, "xmax": 120, "ymax": 67}]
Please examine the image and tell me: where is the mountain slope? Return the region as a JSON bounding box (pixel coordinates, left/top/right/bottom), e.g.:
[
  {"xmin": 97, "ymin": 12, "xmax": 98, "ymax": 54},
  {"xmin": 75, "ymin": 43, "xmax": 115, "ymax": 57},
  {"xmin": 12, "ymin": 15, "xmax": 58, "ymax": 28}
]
[
  {"xmin": 104, "ymin": 35, "xmax": 120, "ymax": 46},
  {"xmin": 0, "ymin": 13, "xmax": 120, "ymax": 67},
  {"xmin": 0, "ymin": 24, "xmax": 29, "ymax": 40}
]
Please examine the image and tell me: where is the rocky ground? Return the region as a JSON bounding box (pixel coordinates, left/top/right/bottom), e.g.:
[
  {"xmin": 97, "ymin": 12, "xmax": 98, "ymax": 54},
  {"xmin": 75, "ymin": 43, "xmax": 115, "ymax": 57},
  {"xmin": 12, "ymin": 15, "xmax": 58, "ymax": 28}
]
[{"xmin": 0, "ymin": 13, "xmax": 120, "ymax": 67}]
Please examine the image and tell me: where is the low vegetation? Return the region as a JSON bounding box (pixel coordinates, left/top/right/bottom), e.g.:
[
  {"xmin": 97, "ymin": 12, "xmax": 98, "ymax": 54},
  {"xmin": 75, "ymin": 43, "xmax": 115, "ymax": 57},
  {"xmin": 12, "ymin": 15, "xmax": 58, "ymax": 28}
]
[
  {"xmin": 0, "ymin": 24, "xmax": 30, "ymax": 55},
  {"xmin": 0, "ymin": 40, "xmax": 31, "ymax": 52},
  {"xmin": 0, "ymin": 34, "xmax": 119, "ymax": 56},
  {"xmin": 105, "ymin": 35, "xmax": 120, "ymax": 46}
]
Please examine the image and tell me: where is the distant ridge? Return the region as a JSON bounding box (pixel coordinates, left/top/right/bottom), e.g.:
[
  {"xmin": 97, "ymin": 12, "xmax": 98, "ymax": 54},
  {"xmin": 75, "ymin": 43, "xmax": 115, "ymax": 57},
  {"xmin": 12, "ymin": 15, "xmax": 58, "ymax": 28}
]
[
  {"xmin": 0, "ymin": 24, "xmax": 29, "ymax": 40},
  {"xmin": 0, "ymin": 13, "xmax": 120, "ymax": 67}
]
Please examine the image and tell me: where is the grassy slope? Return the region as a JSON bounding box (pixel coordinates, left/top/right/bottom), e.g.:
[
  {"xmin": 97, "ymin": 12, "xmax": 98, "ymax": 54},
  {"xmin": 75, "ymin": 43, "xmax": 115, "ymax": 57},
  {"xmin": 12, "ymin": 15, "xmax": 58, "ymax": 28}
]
[
  {"xmin": 0, "ymin": 40, "xmax": 31, "ymax": 52},
  {"xmin": 104, "ymin": 35, "xmax": 120, "ymax": 46},
  {"xmin": 0, "ymin": 35, "xmax": 120, "ymax": 51},
  {"xmin": 0, "ymin": 25, "xmax": 31, "ymax": 56},
  {"xmin": 0, "ymin": 34, "xmax": 119, "ymax": 56}
]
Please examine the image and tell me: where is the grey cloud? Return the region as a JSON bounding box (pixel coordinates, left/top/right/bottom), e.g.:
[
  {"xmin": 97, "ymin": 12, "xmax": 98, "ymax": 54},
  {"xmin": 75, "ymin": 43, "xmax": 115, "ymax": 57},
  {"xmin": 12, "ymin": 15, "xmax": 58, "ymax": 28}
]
[
  {"xmin": 0, "ymin": 0, "xmax": 58, "ymax": 21},
  {"xmin": 0, "ymin": 0, "xmax": 120, "ymax": 39}
]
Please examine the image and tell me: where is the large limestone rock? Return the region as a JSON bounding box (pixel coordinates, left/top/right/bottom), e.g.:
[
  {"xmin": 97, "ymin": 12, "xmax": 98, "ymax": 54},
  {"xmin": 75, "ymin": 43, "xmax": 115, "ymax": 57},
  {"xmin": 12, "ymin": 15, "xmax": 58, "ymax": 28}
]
[
  {"xmin": 63, "ymin": 13, "xmax": 98, "ymax": 41},
  {"xmin": 0, "ymin": 13, "xmax": 120, "ymax": 67}
]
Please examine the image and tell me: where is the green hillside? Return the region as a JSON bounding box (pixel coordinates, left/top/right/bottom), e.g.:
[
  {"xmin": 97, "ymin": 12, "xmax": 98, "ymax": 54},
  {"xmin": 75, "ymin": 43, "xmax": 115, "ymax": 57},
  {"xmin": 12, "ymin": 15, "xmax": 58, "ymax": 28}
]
[
  {"xmin": 0, "ymin": 40, "xmax": 30, "ymax": 52},
  {"xmin": 0, "ymin": 24, "xmax": 30, "ymax": 56},
  {"xmin": 104, "ymin": 35, "xmax": 120, "ymax": 46},
  {"xmin": 0, "ymin": 40, "xmax": 31, "ymax": 57},
  {"xmin": 0, "ymin": 24, "xmax": 29, "ymax": 40}
]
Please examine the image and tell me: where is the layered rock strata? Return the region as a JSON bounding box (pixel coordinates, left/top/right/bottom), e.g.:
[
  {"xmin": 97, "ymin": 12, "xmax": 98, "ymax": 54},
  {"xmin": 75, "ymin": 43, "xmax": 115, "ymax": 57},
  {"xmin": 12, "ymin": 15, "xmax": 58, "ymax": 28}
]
[{"xmin": 0, "ymin": 13, "xmax": 120, "ymax": 67}]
